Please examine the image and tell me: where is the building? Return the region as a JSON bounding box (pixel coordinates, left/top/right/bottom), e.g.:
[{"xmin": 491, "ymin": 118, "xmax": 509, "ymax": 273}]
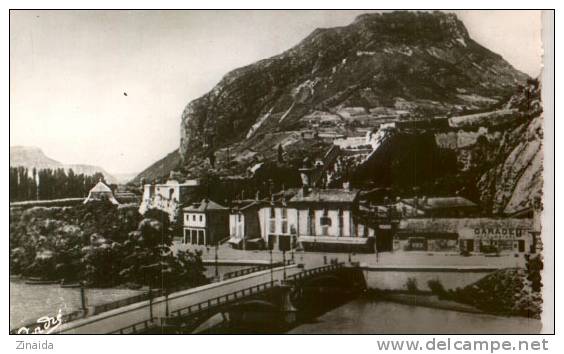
[
  {"xmin": 395, "ymin": 196, "xmax": 479, "ymax": 218},
  {"xmin": 182, "ymin": 199, "xmax": 229, "ymax": 246},
  {"xmin": 113, "ymin": 185, "xmax": 140, "ymax": 204},
  {"xmin": 139, "ymin": 179, "xmax": 200, "ymax": 221},
  {"xmin": 289, "ymin": 186, "xmax": 375, "ymax": 253},
  {"xmin": 396, "ymin": 218, "xmax": 535, "ymax": 254},
  {"xmin": 255, "ymin": 185, "xmax": 375, "ymax": 253},
  {"xmin": 228, "ymin": 199, "xmax": 265, "ymax": 250},
  {"xmin": 83, "ymin": 179, "xmax": 119, "ymax": 205}
]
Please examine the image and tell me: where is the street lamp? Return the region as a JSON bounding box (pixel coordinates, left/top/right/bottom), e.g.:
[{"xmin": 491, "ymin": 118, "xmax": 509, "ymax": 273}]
[
  {"xmin": 269, "ymin": 245, "xmax": 274, "ymax": 284},
  {"xmin": 79, "ymin": 281, "xmax": 87, "ymax": 312},
  {"xmin": 282, "ymin": 250, "xmax": 287, "ymax": 280}
]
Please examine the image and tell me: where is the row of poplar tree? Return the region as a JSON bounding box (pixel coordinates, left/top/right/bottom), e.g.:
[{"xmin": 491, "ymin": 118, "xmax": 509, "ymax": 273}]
[{"xmin": 9, "ymin": 167, "xmax": 105, "ymax": 202}]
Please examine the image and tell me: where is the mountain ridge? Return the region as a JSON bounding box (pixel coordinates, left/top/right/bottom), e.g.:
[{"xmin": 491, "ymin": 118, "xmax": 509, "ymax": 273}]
[
  {"xmin": 10, "ymin": 146, "xmax": 120, "ymax": 184},
  {"xmin": 135, "ymin": 11, "xmax": 541, "ymax": 215}
]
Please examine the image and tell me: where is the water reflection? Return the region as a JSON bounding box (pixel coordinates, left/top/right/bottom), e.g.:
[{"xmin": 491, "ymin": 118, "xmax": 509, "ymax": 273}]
[{"xmin": 288, "ymin": 299, "xmax": 542, "ymax": 334}]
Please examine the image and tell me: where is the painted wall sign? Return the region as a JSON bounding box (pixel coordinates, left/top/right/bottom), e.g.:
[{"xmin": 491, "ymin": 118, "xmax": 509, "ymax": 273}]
[{"xmin": 459, "ymin": 227, "xmax": 529, "ymax": 240}]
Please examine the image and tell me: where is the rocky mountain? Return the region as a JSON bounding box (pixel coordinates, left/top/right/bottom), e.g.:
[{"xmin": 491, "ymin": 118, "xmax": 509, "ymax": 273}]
[
  {"xmin": 10, "ymin": 146, "xmax": 119, "ymax": 184},
  {"xmin": 473, "ymin": 81, "xmax": 543, "ymax": 214},
  {"xmin": 131, "ymin": 149, "xmax": 181, "ymax": 185},
  {"xmin": 137, "ymin": 11, "xmax": 542, "ymax": 215},
  {"xmin": 179, "ymin": 11, "xmax": 526, "ymax": 162},
  {"xmin": 9, "ymin": 146, "xmax": 62, "ymax": 170}
]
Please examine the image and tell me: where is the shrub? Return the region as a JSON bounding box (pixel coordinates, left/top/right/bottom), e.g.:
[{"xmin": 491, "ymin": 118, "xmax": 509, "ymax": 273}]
[
  {"xmin": 405, "ymin": 277, "xmax": 418, "ymax": 293},
  {"xmin": 427, "ymin": 279, "xmax": 446, "ymax": 298}
]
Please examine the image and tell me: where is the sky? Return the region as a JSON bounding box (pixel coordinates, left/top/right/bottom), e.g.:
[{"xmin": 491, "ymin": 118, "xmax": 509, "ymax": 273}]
[{"xmin": 9, "ymin": 10, "xmax": 543, "ymax": 174}]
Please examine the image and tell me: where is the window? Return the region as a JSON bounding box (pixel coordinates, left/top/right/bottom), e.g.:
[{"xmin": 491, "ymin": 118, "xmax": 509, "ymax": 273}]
[
  {"xmin": 320, "ymin": 210, "xmax": 331, "ymax": 236},
  {"xmin": 238, "ymin": 214, "xmax": 242, "ymax": 222},
  {"xmin": 280, "ymin": 208, "xmax": 288, "ymax": 233},
  {"xmin": 270, "ymin": 207, "xmax": 275, "ymax": 219},
  {"xmin": 281, "ymin": 220, "xmax": 288, "ymax": 234},
  {"xmin": 269, "ymin": 220, "xmax": 276, "ymax": 234},
  {"xmin": 199, "ymin": 215, "xmax": 203, "ymax": 222},
  {"xmin": 192, "ymin": 214, "xmax": 196, "ymax": 221},
  {"xmin": 338, "ymin": 209, "xmax": 344, "ymax": 237},
  {"xmin": 308, "ymin": 209, "xmax": 315, "ymax": 236},
  {"xmin": 197, "ymin": 230, "xmax": 205, "ymax": 245}
]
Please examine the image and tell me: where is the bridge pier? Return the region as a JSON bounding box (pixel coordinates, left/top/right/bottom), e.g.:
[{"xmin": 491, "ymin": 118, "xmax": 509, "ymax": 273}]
[{"xmin": 277, "ymin": 284, "xmax": 298, "ymax": 325}]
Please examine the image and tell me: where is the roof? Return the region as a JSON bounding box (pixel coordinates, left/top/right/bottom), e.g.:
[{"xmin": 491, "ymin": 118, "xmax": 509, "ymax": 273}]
[
  {"xmin": 289, "ymin": 188, "xmax": 359, "ymax": 205},
  {"xmin": 183, "ymin": 199, "xmax": 228, "ymax": 212},
  {"xmin": 144, "ymin": 179, "xmax": 199, "ymax": 188},
  {"xmin": 271, "ymin": 188, "xmax": 299, "ymax": 202},
  {"xmin": 401, "ymin": 197, "xmax": 477, "ymax": 210},
  {"xmin": 297, "ymin": 236, "xmax": 370, "ymax": 245},
  {"xmin": 89, "ymin": 181, "xmax": 112, "ymax": 193},
  {"xmin": 230, "ymin": 199, "xmax": 265, "ymax": 212}
]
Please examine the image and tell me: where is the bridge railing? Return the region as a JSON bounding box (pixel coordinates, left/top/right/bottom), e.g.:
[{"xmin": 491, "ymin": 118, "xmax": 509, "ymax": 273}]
[
  {"xmin": 221, "ymin": 260, "xmax": 294, "ymax": 281},
  {"xmin": 285, "ymin": 263, "xmax": 345, "ymax": 282},
  {"xmin": 169, "ymin": 280, "xmax": 276, "ymax": 318},
  {"xmin": 109, "ymin": 280, "xmax": 277, "ymax": 334}
]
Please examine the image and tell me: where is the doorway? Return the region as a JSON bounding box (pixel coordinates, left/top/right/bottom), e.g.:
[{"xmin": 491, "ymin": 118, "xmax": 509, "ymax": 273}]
[{"xmin": 376, "ymin": 227, "xmax": 393, "ymax": 252}]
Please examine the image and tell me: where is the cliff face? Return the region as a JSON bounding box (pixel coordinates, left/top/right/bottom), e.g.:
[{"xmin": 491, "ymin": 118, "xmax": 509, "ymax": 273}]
[
  {"xmin": 474, "ymin": 82, "xmax": 543, "ymax": 214},
  {"xmin": 179, "ymin": 11, "xmax": 527, "ymax": 163},
  {"xmin": 437, "ymin": 80, "xmax": 543, "ymax": 214}
]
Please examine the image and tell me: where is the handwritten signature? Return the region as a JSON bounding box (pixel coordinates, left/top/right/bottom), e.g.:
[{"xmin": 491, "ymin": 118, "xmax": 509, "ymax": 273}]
[{"xmin": 17, "ymin": 309, "xmax": 63, "ymax": 334}]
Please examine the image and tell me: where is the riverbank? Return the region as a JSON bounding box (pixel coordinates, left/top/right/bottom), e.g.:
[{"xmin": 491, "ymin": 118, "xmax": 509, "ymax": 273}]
[
  {"xmin": 365, "ymin": 266, "xmax": 542, "ymax": 320},
  {"xmin": 176, "ymin": 242, "xmax": 527, "ymax": 269},
  {"xmin": 366, "ymin": 290, "xmax": 484, "ymax": 314},
  {"xmin": 10, "ymin": 279, "xmax": 145, "ymax": 330}
]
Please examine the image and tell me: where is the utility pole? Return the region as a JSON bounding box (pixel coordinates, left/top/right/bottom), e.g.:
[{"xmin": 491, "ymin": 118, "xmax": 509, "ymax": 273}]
[
  {"xmin": 215, "ymin": 242, "xmax": 219, "ymax": 279},
  {"xmin": 282, "ymin": 250, "xmax": 287, "ymax": 280},
  {"xmin": 148, "ymin": 286, "xmax": 153, "ymax": 320},
  {"xmin": 269, "ymin": 246, "xmax": 274, "ymax": 284},
  {"xmin": 80, "ymin": 282, "xmax": 87, "ymax": 312}
]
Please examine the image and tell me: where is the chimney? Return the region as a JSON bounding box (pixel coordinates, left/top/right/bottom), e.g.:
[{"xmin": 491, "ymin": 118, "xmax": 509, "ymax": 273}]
[
  {"xmin": 342, "ymin": 181, "xmax": 351, "ymax": 191},
  {"xmin": 421, "ymin": 196, "xmax": 428, "ymax": 205},
  {"xmin": 255, "ymin": 190, "xmax": 260, "ymax": 201}
]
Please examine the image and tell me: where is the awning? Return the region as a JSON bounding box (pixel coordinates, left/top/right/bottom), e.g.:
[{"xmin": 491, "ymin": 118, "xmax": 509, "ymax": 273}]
[
  {"xmin": 228, "ymin": 237, "xmax": 243, "ymax": 245},
  {"xmin": 297, "ymin": 236, "xmax": 371, "ymax": 245}
]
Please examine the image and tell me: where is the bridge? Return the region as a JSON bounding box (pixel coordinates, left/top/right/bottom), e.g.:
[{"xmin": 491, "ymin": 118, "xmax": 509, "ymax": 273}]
[{"xmin": 52, "ymin": 262, "xmax": 365, "ymax": 334}]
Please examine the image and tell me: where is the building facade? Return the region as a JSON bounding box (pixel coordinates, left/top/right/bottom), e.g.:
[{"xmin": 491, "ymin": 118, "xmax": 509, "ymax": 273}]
[
  {"xmin": 139, "ymin": 179, "xmax": 200, "ymax": 221},
  {"xmin": 396, "ymin": 218, "xmax": 535, "ymax": 255},
  {"xmin": 228, "ymin": 200, "xmax": 264, "ymax": 250},
  {"xmin": 182, "ymin": 199, "xmax": 229, "ymax": 246},
  {"xmin": 256, "ymin": 187, "xmax": 375, "ymax": 252}
]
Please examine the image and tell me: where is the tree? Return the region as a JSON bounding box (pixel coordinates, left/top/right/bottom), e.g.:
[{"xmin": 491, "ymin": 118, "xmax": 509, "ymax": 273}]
[
  {"xmin": 277, "ymin": 144, "xmax": 284, "ymax": 163},
  {"xmin": 526, "ymin": 254, "xmax": 543, "ymax": 293}
]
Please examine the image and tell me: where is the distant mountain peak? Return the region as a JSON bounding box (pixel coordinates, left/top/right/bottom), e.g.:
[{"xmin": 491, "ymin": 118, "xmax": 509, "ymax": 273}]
[{"xmin": 10, "ymin": 146, "xmax": 118, "ymax": 184}]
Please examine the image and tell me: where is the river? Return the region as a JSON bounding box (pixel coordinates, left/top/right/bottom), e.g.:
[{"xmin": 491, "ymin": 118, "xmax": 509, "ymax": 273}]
[
  {"xmin": 10, "ymin": 264, "xmax": 252, "ymax": 331},
  {"xmin": 11, "ymin": 278, "xmax": 542, "ymax": 334},
  {"xmin": 288, "ymin": 298, "xmax": 542, "ymax": 334},
  {"xmin": 9, "ymin": 279, "xmax": 145, "ymax": 330}
]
